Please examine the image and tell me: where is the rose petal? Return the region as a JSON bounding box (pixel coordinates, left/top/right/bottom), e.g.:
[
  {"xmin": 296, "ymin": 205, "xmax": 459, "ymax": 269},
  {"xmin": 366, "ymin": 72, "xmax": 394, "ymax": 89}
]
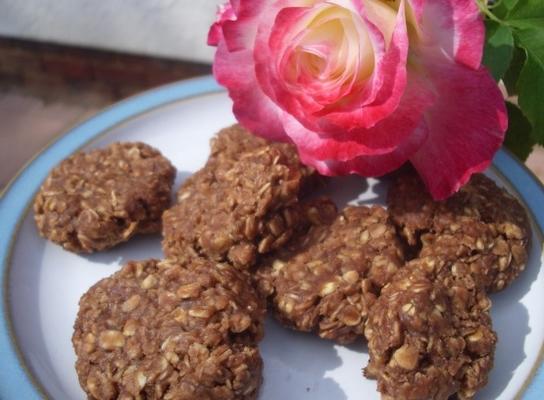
[
  {"xmin": 208, "ymin": 1, "xmax": 237, "ymax": 46},
  {"xmin": 273, "ymin": 6, "xmax": 370, "ymax": 105},
  {"xmin": 299, "ymin": 121, "xmax": 429, "ymax": 177},
  {"xmin": 406, "ymin": 0, "xmax": 425, "ymax": 21},
  {"xmin": 282, "ymin": 71, "xmax": 434, "ymax": 160},
  {"xmin": 319, "ymin": 0, "xmax": 409, "ymax": 133},
  {"xmin": 213, "ymin": 41, "xmax": 289, "ymax": 142},
  {"xmin": 255, "ymin": 0, "xmax": 411, "ymax": 137},
  {"xmin": 259, "ymin": 5, "xmax": 344, "ymax": 118},
  {"xmin": 220, "ymin": 0, "xmax": 271, "ymax": 51},
  {"xmin": 410, "ymin": 0, "xmax": 484, "ymax": 70},
  {"xmin": 409, "ymin": 54, "xmax": 507, "ymax": 200}
]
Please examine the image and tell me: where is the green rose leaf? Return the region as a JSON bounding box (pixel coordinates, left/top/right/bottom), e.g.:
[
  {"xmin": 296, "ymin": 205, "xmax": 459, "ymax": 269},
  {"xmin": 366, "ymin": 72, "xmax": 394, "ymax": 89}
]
[
  {"xmin": 502, "ymin": 0, "xmax": 519, "ymax": 9},
  {"xmin": 516, "ymin": 54, "xmax": 544, "ymax": 143},
  {"xmin": 501, "ymin": 0, "xmax": 544, "ymax": 143},
  {"xmin": 492, "ymin": 0, "xmax": 520, "ymax": 19},
  {"xmin": 483, "ymin": 20, "xmax": 514, "ymax": 81},
  {"xmin": 502, "ymin": 45, "xmax": 526, "ymax": 95},
  {"xmin": 503, "ymin": 102, "xmax": 535, "ymax": 160},
  {"xmin": 505, "ymin": 0, "xmax": 544, "ymax": 21}
]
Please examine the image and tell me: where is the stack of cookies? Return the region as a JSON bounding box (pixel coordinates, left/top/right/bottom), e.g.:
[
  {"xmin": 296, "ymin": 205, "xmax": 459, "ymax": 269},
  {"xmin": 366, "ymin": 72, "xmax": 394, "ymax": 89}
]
[{"xmin": 33, "ymin": 125, "xmax": 531, "ymax": 400}]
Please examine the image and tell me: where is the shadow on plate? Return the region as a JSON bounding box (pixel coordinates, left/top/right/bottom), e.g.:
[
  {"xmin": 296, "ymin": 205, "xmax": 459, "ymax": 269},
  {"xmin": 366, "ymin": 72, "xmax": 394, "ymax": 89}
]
[
  {"xmin": 315, "ymin": 175, "xmax": 370, "ymax": 209},
  {"xmin": 172, "ymin": 170, "xmax": 193, "ymax": 198},
  {"xmin": 343, "ymin": 339, "xmax": 368, "ymax": 355},
  {"xmin": 354, "ymin": 177, "xmax": 389, "ymax": 207},
  {"xmin": 260, "ymin": 317, "xmax": 348, "ymax": 400},
  {"xmin": 79, "ymin": 234, "xmax": 164, "ymax": 266}
]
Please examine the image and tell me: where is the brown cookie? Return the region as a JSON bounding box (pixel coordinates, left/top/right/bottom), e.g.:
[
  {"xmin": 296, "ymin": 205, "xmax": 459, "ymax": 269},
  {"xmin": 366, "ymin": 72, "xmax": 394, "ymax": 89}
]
[
  {"xmin": 256, "ymin": 205, "xmax": 404, "ymax": 344},
  {"xmin": 179, "ymin": 124, "xmax": 313, "ymax": 203},
  {"xmin": 387, "ymin": 170, "xmax": 530, "ymax": 292},
  {"xmin": 208, "ymin": 124, "xmax": 279, "ymax": 167},
  {"xmin": 34, "ymin": 142, "xmax": 175, "ymax": 253},
  {"xmin": 73, "ymin": 258, "xmax": 265, "ymax": 400},
  {"xmin": 387, "ymin": 171, "xmax": 436, "ymax": 246},
  {"xmin": 365, "ymin": 257, "xmax": 496, "ymax": 400},
  {"xmin": 162, "ymin": 125, "xmax": 315, "ymax": 269},
  {"xmin": 418, "ymin": 221, "xmax": 528, "ymax": 292}
]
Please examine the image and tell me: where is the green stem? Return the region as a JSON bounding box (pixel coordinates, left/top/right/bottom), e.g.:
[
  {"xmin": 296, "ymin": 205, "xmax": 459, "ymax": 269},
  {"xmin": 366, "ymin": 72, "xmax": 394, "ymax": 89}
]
[
  {"xmin": 487, "ymin": 0, "xmax": 503, "ymax": 9},
  {"xmin": 476, "ymin": 0, "xmax": 503, "ymax": 24}
]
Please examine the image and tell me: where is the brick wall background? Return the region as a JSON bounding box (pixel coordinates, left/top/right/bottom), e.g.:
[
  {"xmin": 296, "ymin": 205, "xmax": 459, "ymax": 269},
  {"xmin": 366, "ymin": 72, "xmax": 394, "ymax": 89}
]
[{"xmin": 0, "ymin": 37, "xmax": 211, "ymax": 104}]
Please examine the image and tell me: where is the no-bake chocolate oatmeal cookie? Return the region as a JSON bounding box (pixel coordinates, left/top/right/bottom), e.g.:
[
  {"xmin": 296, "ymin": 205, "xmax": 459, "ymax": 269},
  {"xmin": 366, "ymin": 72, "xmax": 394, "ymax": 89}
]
[
  {"xmin": 365, "ymin": 257, "xmax": 496, "ymax": 400},
  {"xmin": 256, "ymin": 205, "xmax": 404, "ymax": 344},
  {"xmin": 387, "ymin": 170, "xmax": 530, "ymax": 292},
  {"xmin": 73, "ymin": 258, "xmax": 265, "ymax": 400},
  {"xmin": 178, "ymin": 124, "xmax": 313, "ymax": 204},
  {"xmin": 162, "ymin": 125, "xmax": 315, "ymax": 269},
  {"xmin": 34, "ymin": 142, "xmax": 175, "ymax": 253}
]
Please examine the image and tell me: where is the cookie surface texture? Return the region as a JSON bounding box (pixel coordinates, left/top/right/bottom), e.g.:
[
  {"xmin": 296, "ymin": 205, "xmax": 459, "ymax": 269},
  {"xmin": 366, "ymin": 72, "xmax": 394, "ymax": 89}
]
[
  {"xmin": 365, "ymin": 258, "xmax": 497, "ymax": 400},
  {"xmin": 162, "ymin": 124, "xmax": 315, "ymax": 268},
  {"xmin": 73, "ymin": 258, "xmax": 265, "ymax": 400},
  {"xmin": 257, "ymin": 205, "xmax": 404, "ymax": 344},
  {"xmin": 387, "ymin": 171, "xmax": 530, "ymax": 292},
  {"xmin": 34, "ymin": 142, "xmax": 175, "ymax": 253}
]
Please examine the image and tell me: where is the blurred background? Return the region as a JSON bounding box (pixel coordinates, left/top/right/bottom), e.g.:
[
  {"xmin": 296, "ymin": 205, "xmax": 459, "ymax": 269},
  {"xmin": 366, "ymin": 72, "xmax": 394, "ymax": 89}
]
[{"xmin": 0, "ymin": 0, "xmax": 542, "ymax": 191}]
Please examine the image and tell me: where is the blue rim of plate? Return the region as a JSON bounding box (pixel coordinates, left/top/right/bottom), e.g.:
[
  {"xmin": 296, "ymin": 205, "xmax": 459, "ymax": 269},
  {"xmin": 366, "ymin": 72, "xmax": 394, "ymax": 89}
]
[{"xmin": 0, "ymin": 75, "xmax": 543, "ymax": 399}]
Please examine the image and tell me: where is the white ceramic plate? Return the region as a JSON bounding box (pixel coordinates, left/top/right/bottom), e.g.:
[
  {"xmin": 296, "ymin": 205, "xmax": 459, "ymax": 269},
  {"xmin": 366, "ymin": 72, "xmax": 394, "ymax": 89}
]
[{"xmin": 1, "ymin": 77, "xmax": 543, "ymax": 399}]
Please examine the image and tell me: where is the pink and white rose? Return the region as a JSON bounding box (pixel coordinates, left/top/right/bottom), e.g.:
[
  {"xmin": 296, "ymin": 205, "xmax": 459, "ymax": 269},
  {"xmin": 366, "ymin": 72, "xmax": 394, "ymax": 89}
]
[{"xmin": 208, "ymin": 0, "xmax": 507, "ymax": 199}]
